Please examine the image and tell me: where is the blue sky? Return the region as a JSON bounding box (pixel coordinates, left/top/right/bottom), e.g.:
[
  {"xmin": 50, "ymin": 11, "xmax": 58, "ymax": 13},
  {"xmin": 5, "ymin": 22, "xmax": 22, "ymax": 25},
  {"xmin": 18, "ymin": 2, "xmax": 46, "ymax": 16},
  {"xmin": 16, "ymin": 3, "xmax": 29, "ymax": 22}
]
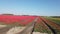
[{"xmin": 0, "ymin": 0, "xmax": 60, "ymax": 16}]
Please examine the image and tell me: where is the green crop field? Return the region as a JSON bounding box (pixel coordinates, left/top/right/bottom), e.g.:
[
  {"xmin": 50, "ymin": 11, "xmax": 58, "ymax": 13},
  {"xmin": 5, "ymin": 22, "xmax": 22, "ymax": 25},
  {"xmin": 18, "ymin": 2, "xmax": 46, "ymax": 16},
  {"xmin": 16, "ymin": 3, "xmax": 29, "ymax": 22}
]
[{"xmin": 45, "ymin": 16, "xmax": 60, "ymax": 25}]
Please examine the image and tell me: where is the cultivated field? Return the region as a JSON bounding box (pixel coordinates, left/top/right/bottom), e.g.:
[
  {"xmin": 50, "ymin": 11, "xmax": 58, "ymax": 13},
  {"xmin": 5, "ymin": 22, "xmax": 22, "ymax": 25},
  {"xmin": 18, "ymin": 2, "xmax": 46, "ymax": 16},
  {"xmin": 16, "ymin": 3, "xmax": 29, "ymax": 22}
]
[{"xmin": 0, "ymin": 15, "xmax": 60, "ymax": 34}]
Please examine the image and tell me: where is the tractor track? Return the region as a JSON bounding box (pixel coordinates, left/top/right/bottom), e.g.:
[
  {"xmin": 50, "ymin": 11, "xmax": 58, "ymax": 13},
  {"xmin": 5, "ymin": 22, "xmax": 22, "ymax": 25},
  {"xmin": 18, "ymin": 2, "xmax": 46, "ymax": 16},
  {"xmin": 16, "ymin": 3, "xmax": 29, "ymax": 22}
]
[{"xmin": 39, "ymin": 16, "xmax": 60, "ymax": 34}]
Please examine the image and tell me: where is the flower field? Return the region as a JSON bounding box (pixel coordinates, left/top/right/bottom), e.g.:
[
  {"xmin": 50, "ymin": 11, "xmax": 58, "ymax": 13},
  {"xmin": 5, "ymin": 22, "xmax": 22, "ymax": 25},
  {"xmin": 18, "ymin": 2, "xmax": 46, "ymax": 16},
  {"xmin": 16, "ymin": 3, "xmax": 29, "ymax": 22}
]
[
  {"xmin": 0, "ymin": 15, "xmax": 60, "ymax": 34},
  {"xmin": 0, "ymin": 15, "xmax": 37, "ymax": 26}
]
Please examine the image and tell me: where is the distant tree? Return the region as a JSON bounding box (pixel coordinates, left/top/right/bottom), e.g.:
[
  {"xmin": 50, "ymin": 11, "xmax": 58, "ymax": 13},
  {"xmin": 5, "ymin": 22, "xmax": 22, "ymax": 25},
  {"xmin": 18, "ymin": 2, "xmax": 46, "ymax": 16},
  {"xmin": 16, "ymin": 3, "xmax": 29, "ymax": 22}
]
[
  {"xmin": 51, "ymin": 16, "xmax": 60, "ymax": 18},
  {"xmin": 1, "ymin": 14, "xmax": 14, "ymax": 15}
]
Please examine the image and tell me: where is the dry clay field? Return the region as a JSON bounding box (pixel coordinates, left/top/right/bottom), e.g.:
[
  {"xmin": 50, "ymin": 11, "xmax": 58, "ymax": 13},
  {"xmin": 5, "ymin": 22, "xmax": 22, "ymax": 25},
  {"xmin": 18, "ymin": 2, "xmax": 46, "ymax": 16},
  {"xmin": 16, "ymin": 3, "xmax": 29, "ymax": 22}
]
[{"xmin": 0, "ymin": 15, "xmax": 60, "ymax": 34}]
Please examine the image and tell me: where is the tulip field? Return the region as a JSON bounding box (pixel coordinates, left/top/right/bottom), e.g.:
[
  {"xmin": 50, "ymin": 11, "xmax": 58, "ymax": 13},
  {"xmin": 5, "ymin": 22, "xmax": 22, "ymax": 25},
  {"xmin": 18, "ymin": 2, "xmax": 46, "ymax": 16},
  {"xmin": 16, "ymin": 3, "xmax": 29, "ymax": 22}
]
[
  {"xmin": 0, "ymin": 15, "xmax": 37, "ymax": 26},
  {"xmin": 0, "ymin": 14, "xmax": 60, "ymax": 34}
]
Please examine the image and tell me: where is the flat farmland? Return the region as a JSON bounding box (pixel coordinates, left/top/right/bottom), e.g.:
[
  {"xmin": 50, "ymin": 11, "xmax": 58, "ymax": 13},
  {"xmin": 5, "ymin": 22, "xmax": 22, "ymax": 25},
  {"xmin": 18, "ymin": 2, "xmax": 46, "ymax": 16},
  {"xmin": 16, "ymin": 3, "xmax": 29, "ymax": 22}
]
[
  {"xmin": 51, "ymin": 18, "xmax": 60, "ymax": 20},
  {"xmin": 45, "ymin": 17, "xmax": 60, "ymax": 25},
  {"xmin": 0, "ymin": 15, "xmax": 60, "ymax": 34}
]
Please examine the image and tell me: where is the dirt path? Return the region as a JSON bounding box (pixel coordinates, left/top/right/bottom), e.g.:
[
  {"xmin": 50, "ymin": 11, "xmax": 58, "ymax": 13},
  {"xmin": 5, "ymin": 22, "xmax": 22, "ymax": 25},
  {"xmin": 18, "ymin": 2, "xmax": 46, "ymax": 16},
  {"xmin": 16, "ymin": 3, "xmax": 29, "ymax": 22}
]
[
  {"xmin": 6, "ymin": 27, "xmax": 26, "ymax": 34},
  {"xmin": 0, "ymin": 26, "xmax": 13, "ymax": 34}
]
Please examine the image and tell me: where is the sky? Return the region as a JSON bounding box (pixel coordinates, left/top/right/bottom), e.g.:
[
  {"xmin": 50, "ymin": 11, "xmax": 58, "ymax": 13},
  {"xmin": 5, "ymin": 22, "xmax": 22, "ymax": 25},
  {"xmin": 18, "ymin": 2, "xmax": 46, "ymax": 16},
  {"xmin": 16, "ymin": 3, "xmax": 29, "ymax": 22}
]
[{"xmin": 0, "ymin": 0, "xmax": 60, "ymax": 16}]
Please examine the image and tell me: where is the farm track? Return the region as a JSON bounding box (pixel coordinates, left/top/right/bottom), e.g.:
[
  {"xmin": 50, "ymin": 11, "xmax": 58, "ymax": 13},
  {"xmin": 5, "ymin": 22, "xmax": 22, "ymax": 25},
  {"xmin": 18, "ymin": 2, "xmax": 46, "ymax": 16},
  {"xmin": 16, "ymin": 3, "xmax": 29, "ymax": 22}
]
[{"xmin": 0, "ymin": 16, "xmax": 60, "ymax": 34}]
